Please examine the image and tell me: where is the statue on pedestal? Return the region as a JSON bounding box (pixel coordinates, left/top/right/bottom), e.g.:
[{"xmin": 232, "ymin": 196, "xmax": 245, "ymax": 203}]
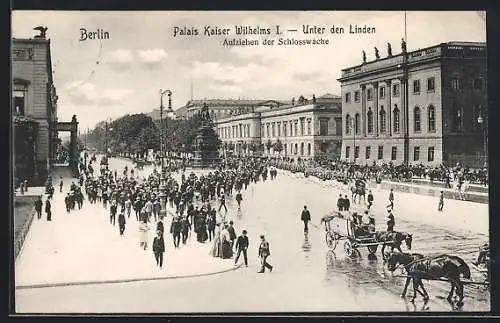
[
  {"xmin": 387, "ymin": 42, "xmax": 392, "ymax": 57},
  {"xmin": 362, "ymin": 50, "xmax": 367, "ymax": 63},
  {"xmin": 374, "ymin": 47, "xmax": 380, "ymax": 60}
]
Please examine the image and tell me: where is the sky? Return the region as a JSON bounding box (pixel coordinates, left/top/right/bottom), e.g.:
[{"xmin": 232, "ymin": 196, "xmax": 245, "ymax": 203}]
[{"xmin": 12, "ymin": 11, "xmax": 486, "ymax": 130}]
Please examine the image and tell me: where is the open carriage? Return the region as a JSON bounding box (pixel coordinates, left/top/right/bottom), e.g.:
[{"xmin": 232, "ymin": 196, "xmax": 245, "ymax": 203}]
[{"xmin": 321, "ymin": 211, "xmax": 382, "ymax": 257}]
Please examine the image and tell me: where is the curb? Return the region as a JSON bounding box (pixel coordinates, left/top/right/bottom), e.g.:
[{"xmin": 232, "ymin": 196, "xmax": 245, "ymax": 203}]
[{"xmin": 16, "ymin": 263, "xmax": 242, "ymax": 290}]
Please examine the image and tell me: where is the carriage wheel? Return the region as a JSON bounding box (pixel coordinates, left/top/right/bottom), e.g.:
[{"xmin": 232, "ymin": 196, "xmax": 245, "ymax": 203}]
[
  {"xmin": 325, "ymin": 232, "xmax": 339, "ymax": 250},
  {"xmin": 344, "ymin": 240, "xmax": 354, "ymax": 257},
  {"xmin": 367, "ymin": 245, "xmax": 378, "ymax": 255}
]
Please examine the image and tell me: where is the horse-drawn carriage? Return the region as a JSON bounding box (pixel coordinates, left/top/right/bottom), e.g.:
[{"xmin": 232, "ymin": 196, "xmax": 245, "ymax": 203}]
[{"xmin": 322, "ymin": 211, "xmax": 381, "ymax": 257}]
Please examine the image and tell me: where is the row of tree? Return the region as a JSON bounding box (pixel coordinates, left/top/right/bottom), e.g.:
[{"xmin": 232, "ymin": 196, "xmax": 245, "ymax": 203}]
[{"xmin": 83, "ymin": 112, "xmax": 209, "ymax": 156}]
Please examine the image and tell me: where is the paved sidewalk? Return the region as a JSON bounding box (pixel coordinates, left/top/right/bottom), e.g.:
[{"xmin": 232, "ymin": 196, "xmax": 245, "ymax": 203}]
[{"xmin": 15, "ymin": 180, "xmax": 236, "ymax": 288}]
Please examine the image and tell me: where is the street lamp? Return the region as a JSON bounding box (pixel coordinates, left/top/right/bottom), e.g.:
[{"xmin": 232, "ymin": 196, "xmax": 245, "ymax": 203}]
[
  {"xmin": 477, "ymin": 110, "xmax": 487, "ymax": 168},
  {"xmin": 159, "ymin": 89, "xmax": 173, "ymax": 173}
]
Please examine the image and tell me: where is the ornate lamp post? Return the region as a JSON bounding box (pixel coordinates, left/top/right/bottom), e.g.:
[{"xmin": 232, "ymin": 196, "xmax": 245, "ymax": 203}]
[
  {"xmin": 477, "ymin": 109, "xmax": 487, "ymax": 168},
  {"xmin": 159, "ymin": 89, "xmax": 173, "ymax": 217}
]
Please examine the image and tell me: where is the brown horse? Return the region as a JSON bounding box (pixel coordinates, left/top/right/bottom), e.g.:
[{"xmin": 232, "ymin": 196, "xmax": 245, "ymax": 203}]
[
  {"xmin": 386, "ymin": 252, "xmax": 471, "ymax": 307},
  {"xmin": 374, "ymin": 231, "xmax": 413, "ymax": 260}
]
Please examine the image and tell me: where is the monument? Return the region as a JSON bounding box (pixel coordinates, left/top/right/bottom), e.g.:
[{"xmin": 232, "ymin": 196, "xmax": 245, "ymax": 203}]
[{"xmin": 191, "ymin": 103, "xmax": 221, "ymax": 168}]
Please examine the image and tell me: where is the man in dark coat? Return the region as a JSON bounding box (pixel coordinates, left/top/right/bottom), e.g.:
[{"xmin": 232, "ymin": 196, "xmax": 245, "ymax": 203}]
[
  {"xmin": 110, "ymin": 201, "xmax": 117, "ymax": 225},
  {"xmin": 34, "ymin": 196, "xmax": 43, "ymax": 219},
  {"xmin": 170, "ymin": 216, "xmax": 182, "ymax": 248},
  {"xmin": 118, "ymin": 211, "xmax": 126, "ymax": 236},
  {"xmin": 227, "ymin": 220, "xmax": 237, "ymax": 248},
  {"xmin": 234, "ymin": 230, "xmax": 249, "ymax": 267},
  {"xmin": 337, "ymin": 194, "xmax": 343, "ymax": 211},
  {"xmin": 235, "ymin": 191, "xmax": 243, "ymax": 209},
  {"xmin": 45, "ymin": 199, "xmax": 52, "ymax": 221},
  {"xmin": 344, "ymin": 195, "xmax": 350, "ymax": 211},
  {"xmin": 181, "ymin": 216, "xmax": 191, "ymax": 244},
  {"xmin": 387, "ymin": 210, "xmax": 395, "ymax": 232},
  {"xmin": 157, "ymin": 216, "xmax": 164, "ymax": 236},
  {"xmin": 367, "ymin": 190, "xmax": 374, "ymax": 209},
  {"xmin": 152, "ymin": 230, "xmax": 165, "ymax": 268},
  {"xmin": 301, "ymin": 205, "xmax": 311, "ymax": 232}
]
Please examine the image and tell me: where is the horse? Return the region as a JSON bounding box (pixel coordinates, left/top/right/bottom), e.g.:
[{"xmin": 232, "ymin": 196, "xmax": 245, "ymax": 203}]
[
  {"xmin": 350, "ymin": 182, "xmax": 366, "ymax": 204},
  {"xmin": 386, "ymin": 251, "xmax": 471, "ymax": 307},
  {"xmin": 374, "ymin": 231, "xmax": 413, "ymax": 261}
]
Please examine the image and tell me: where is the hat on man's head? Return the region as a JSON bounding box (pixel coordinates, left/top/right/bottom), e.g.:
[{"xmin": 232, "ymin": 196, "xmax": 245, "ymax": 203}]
[{"xmin": 260, "ymin": 234, "xmax": 265, "ymax": 238}]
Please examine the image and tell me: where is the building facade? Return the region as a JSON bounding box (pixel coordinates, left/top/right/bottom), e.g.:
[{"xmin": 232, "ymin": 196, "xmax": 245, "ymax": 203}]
[
  {"xmin": 216, "ymin": 94, "xmax": 343, "ymax": 160},
  {"xmin": 338, "ymin": 41, "xmax": 487, "ymax": 167},
  {"xmin": 181, "ymin": 99, "xmax": 288, "ymax": 120},
  {"xmin": 12, "ymin": 36, "xmax": 58, "ymax": 184}
]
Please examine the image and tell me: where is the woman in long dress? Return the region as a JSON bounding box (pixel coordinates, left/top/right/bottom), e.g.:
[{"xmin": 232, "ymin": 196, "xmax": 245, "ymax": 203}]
[
  {"xmin": 221, "ymin": 224, "xmax": 233, "ymax": 259},
  {"xmin": 139, "ymin": 219, "xmax": 150, "ymax": 250},
  {"xmin": 210, "ymin": 223, "xmax": 222, "ymax": 257}
]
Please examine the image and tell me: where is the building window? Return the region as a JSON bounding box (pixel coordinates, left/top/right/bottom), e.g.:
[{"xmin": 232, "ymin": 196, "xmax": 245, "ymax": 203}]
[
  {"xmin": 367, "ymin": 108, "xmax": 373, "ymax": 134},
  {"xmin": 346, "ymin": 146, "xmax": 350, "ymax": 159},
  {"xmin": 414, "ymin": 146, "xmax": 420, "ymax": 161},
  {"xmin": 335, "ymin": 118, "xmax": 342, "ymax": 135},
  {"xmin": 307, "ymin": 143, "xmax": 311, "ymax": 156},
  {"xmin": 378, "ymin": 146, "xmax": 383, "ymax": 159},
  {"xmin": 428, "ymin": 105, "xmax": 436, "ymax": 132},
  {"xmin": 392, "ymin": 83, "xmax": 400, "ymax": 97},
  {"xmin": 277, "ymin": 122, "xmax": 281, "ymax": 137},
  {"xmin": 354, "ymin": 91, "xmax": 360, "ymax": 102},
  {"xmin": 300, "ymin": 142, "xmax": 304, "ymax": 156},
  {"xmin": 393, "ymin": 106, "xmax": 400, "ymax": 133},
  {"xmin": 379, "ymin": 86, "xmax": 385, "ymax": 99},
  {"xmin": 345, "ymin": 114, "xmax": 352, "ymax": 134},
  {"xmin": 307, "ymin": 119, "xmax": 311, "ymax": 135},
  {"xmin": 13, "ymin": 90, "xmax": 26, "ymax": 116},
  {"xmin": 266, "ymin": 124, "xmax": 270, "ymax": 137},
  {"xmin": 300, "ymin": 119, "xmax": 305, "ymax": 135},
  {"xmin": 451, "ymin": 78, "xmax": 462, "ymax": 91},
  {"xmin": 271, "ymin": 123, "xmax": 275, "ymax": 137},
  {"xmin": 452, "ymin": 105, "xmax": 463, "ymax": 131},
  {"xmin": 391, "ymin": 146, "xmax": 397, "ymax": 160},
  {"xmin": 367, "ymin": 88, "xmax": 373, "ymax": 101},
  {"xmin": 365, "ymin": 146, "xmax": 371, "ymax": 160},
  {"xmin": 428, "ymin": 147, "xmax": 435, "ymax": 161},
  {"xmin": 283, "ymin": 121, "xmax": 288, "ymax": 136},
  {"xmin": 473, "ymin": 78, "xmax": 483, "ymax": 90},
  {"xmin": 427, "ymin": 77, "xmax": 435, "ymax": 92},
  {"xmin": 414, "ymin": 106, "xmax": 421, "ymax": 132},
  {"xmin": 319, "ymin": 118, "xmax": 329, "ymax": 136},
  {"xmin": 289, "ymin": 122, "xmax": 293, "ymax": 137},
  {"xmin": 294, "ymin": 143, "xmax": 298, "ymax": 155},
  {"xmin": 413, "ymin": 80, "xmax": 420, "ymax": 94},
  {"xmin": 345, "ymin": 92, "xmax": 351, "ymax": 103},
  {"xmin": 294, "ymin": 121, "xmax": 298, "ymax": 136},
  {"xmin": 379, "ymin": 106, "xmax": 386, "ymax": 133},
  {"xmin": 354, "ymin": 146, "xmax": 359, "ymax": 159},
  {"xmin": 355, "ymin": 113, "xmax": 360, "ymax": 135}
]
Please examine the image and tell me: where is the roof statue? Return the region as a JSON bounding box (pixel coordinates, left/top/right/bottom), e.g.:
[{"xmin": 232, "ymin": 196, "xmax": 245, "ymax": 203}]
[
  {"xmin": 34, "ymin": 26, "xmax": 48, "ymax": 39},
  {"xmin": 374, "ymin": 47, "xmax": 380, "ymax": 60},
  {"xmin": 362, "ymin": 50, "xmax": 367, "ymax": 63},
  {"xmin": 387, "ymin": 42, "xmax": 392, "ymax": 57},
  {"xmin": 200, "ymin": 102, "xmax": 211, "ymax": 122},
  {"xmin": 401, "ymin": 38, "xmax": 407, "ymax": 53}
]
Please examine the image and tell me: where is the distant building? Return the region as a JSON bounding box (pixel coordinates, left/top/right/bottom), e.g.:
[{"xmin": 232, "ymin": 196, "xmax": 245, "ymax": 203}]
[
  {"xmin": 215, "ymin": 94, "xmax": 343, "ymax": 160},
  {"xmin": 12, "ymin": 35, "xmax": 58, "ymax": 184},
  {"xmin": 181, "ymin": 99, "xmax": 289, "ymax": 120},
  {"xmin": 338, "ymin": 41, "xmax": 487, "ymax": 167}
]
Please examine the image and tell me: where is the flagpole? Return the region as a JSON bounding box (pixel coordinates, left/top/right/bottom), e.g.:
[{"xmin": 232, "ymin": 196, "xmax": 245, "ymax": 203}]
[{"xmin": 404, "ymin": 11, "xmax": 407, "ymax": 42}]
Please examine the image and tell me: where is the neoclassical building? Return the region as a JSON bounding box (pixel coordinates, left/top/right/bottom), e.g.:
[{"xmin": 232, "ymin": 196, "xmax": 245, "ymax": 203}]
[
  {"xmin": 338, "ymin": 41, "xmax": 487, "ymax": 167},
  {"xmin": 215, "ymin": 94, "xmax": 342, "ymax": 160}
]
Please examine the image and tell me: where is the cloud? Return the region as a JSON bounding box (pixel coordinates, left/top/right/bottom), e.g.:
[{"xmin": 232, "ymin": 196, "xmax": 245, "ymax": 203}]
[
  {"xmin": 106, "ymin": 49, "xmax": 134, "ymax": 70},
  {"xmin": 61, "ymin": 81, "xmax": 132, "ymax": 105},
  {"xmin": 138, "ymin": 49, "xmax": 168, "ymax": 63}
]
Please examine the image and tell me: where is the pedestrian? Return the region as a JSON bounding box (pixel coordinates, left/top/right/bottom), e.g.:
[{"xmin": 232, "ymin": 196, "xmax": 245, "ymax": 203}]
[
  {"xmin": 235, "ymin": 191, "xmax": 243, "ymax": 209},
  {"xmin": 367, "ymin": 190, "xmax": 374, "ymax": 209},
  {"xmin": 118, "ymin": 210, "xmax": 126, "ymax": 236},
  {"xmin": 170, "ymin": 216, "xmax": 182, "ymax": 248},
  {"xmin": 110, "ymin": 201, "xmax": 117, "ymax": 225},
  {"xmin": 45, "ymin": 198, "xmax": 52, "ymax": 221},
  {"xmin": 386, "ymin": 188, "xmax": 394, "ymax": 210},
  {"xmin": 181, "ymin": 216, "xmax": 191, "ymax": 244},
  {"xmin": 344, "ymin": 195, "xmax": 350, "ymax": 211},
  {"xmin": 34, "ymin": 195, "xmax": 43, "ymax": 219},
  {"xmin": 153, "ymin": 230, "xmax": 165, "ymax": 268},
  {"xmin": 337, "ymin": 194, "xmax": 343, "ymax": 211},
  {"xmin": 59, "ymin": 176, "xmax": 64, "ymax": 193},
  {"xmin": 125, "ymin": 197, "xmax": 132, "ymax": 218},
  {"xmin": 228, "ymin": 220, "xmax": 237, "ymax": 248},
  {"xmin": 157, "ymin": 215, "xmax": 164, "ymax": 236},
  {"xmin": 386, "ymin": 209, "xmax": 395, "ymax": 232},
  {"xmin": 301, "ymin": 205, "xmax": 311, "ymax": 233},
  {"xmin": 139, "ymin": 219, "xmax": 150, "ymax": 250},
  {"xmin": 218, "ymin": 193, "xmax": 228, "ymax": 213},
  {"xmin": 257, "ymin": 234, "xmax": 273, "ymax": 273},
  {"xmin": 438, "ymin": 190, "xmax": 444, "ymax": 212},
  {"xmin": 234, "ymin": 229, "xmax": 249, "ymax": 267},
  {"xmin": 221, "ymin": 223, "xmax": 233, "ymax": 259}
]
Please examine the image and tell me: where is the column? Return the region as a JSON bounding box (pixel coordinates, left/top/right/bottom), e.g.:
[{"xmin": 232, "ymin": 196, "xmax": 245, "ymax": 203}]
[
  {"xmin": 386, "ymin": 79, "xmax": 392, "ymax": 137},
  {"xmin": 361, "ymin": 84, "xmax": 367, "ymax": 137},
  {"xmin": 372, "ymin": 82, "xmax": 379, "ymax": 136}
]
